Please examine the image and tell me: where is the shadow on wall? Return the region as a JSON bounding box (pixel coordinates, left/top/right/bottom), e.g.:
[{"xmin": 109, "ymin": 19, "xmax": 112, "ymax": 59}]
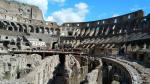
[{"xmin": 47, "ymin": 54, "xmax": 69, "ymax": 84}]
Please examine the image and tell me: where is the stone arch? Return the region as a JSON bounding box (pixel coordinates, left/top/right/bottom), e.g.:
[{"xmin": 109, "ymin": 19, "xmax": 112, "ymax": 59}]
[
  {"xmin": 3, "ymin": 21, "xmax": 10, "ymax": 30},
  {"xmin": 11, "ymin": 22, "xmax": 18, "ymax": 31},
  {"xmin": 28, "ymin": 25, "xmax": 34, "ymax": 33},
  {"xmin": 140, "ymin": 18, "xmax": 147, "ymax": 30},
  {"xmin": 99, "ymin": 26, "xmax": 104, "ymax": 36},
  {"xmin": 114, "ymin": 24, "xmax": 120, "ymax": 34},
  {"xmin": 50, "ymin": 28, "xmax": 54, "ymax": 35},
  {"xmin": 39, "ymin": 27, "xmax": 44, "ymax": 33},
  {"xmin": 85, "ymin": 27, "xmax": 90, "ymax": 36},
  {"xmin": 72, "ymin": 28, "xmax": 77, "ymax": 36},
  {"xmin": 109, "ymin": 25, "xmax": 113, "ymax": 35},
  {"xmin": 76, "ymin": 29, "xmax": 81, "ymax": 36},
  {"xmin": 10, "ymin": 39, "xmax": 16, "ymax": 45},
  {"xmin": 36, "ymin": 27, "xmax": 40, "ymax": 33},
  {"xmin": 11, "ymin": 22, "xmax": 15, "ymax": 26},
  {"xmin": 3, "ymin": 21, "xmax": 10, "ymax": 25},
  {"xmin": 121, "ymin": 23, "xmax": 127, "ymax": 34},
  {"xmin": 81, "ymin": 28, "xmax": 85, "ymax": 36},
  {"xmin": 17, "ymin": 23, "xmax": 23, "ymax": 32},
  {"xmin": 55, "ymin": 28, "xmax": 60, "ymax": 35},
  {"xmin": 23, "ymin": 24, "xmax": 27, "ymax": 33},
  {"xmin": 133, "ymin": 19, "xmax": 140, "ymax": 31},
  {"xmin": 72, "ymin": 40, "xmax": 77, "ymax": 47},
  {"xmin": 105, "ymin": 26, "xmax": 110, "ymax": 35},
  {"xmin": 102, "ymin": 25, "xmax": 107, "ymax": 35},
  {"xmin": 7, "ymin": 26, "xmax": 14, "ymax": 31},
  {"xmin": 45, "ymin": 27, "xmax": 49, "ymax": 34},
  {"xmin": 95, "ymin": 27, "xmax": 100, "ymax": 36},
  {"xmin": 0, "ymin": 21, "xmax": 5, "ymax": 29},
  {"xmin": 112, "ymin": 25, "xmax": 116, "ymax": 35},
  {"xmin": 89, "ymin": 27, "xmax": 95, "ymax": 36},
  {"xmin": 52, "ymin": 42, "xmax": 58, "ymax": 49},
  {"xmin": 96, "ymin": 26, "xmax": 101, "ymax": 36},
  {"xmin": 119, "ymin": 27, "xmax": 123, "ymax": 34}
]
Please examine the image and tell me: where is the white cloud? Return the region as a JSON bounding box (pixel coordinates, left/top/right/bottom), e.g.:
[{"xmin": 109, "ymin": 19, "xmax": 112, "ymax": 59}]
[
  {"xmin": 130, "ymin": 7, "xmax": 141, "ymax": 11},
  {"xmin": 130, "ymin": 5, "xmax": 146, "ymax": 11},
  {"xmin": 47, "ymin": 2, "xmax": 89, "ymax": 24},
  {"xmin": 49, "ymin": 0, "xmax": 66, "ymax": 4},
  {"xmin": 7, "ymin": 0, "xmax": 48, "ymax": 14},
  {"xmin": 112, "ymin": 14, "xmax": 119, "ymax": 17},
  {"xmin": 75, "ymin": 2, "xmax": 88, "ymax": 10}
]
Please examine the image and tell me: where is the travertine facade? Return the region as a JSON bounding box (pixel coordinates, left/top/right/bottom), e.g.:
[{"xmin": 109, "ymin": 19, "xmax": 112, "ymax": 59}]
[{"xmin": 0, "ymin": 0, "xmax": 150, "ymax": 84}]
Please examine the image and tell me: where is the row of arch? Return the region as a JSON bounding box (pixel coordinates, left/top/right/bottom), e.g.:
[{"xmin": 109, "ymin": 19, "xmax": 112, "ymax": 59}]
[
  {"xmin": 61, "ymin": 33, "xmax": 150, "ymax": 49},
  {"xmin": 64, "ymin": 10, "xmax": 144, "ymax": 27},
  {"xmin": 69, "ymin": 15, "xmax": 150, "ymax": 37},
  {"xmin": 0, "ymin": 20, "xmax": 60, "ymax": 35}
]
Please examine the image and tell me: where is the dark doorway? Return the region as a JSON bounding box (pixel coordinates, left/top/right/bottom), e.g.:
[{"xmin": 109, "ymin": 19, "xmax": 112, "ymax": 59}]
[{"xmin": 52, "ymin": 42, "xmax": 58, "ymax": 49}]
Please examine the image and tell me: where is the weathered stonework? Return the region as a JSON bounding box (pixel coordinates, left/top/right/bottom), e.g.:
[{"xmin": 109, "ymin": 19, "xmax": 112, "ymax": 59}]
[
  {"xmin": 0, "ymin": 54, "xmax": 59, "ymax": 84},
  {"xmin": 0, "ymin": 54, "xmax": 42, "ymax": 80},
  {"xmin": 0, "ymin": 0, "xmax": 150, "ymax": 84}
]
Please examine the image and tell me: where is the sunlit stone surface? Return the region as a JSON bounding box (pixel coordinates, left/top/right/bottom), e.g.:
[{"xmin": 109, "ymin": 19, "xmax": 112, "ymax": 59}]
[{"xmin": 0, "ymin": 0, "xmax": 150, "ymax": 84}]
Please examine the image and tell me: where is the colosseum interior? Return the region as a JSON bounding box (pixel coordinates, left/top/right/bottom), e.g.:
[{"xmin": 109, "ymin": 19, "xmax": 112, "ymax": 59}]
[{"xmin": 0, "ymin": 0, "xmax": 150, "ymax": 84}]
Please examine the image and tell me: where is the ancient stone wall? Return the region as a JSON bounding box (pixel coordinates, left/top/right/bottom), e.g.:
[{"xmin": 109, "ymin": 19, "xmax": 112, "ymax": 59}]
[
  {"xmin": 80, "ymin": 57, "xmax": 102, "ymax": 84},
  {"xmin": 0, "ymin": 0, "xmax": 43, "ymax": 20},
  {"xmin": 0, "ymin": 54, "xmax": 42, "ymax": 80},
  {"xmin": 0, "ymin": 55, "xmax": 60, "ymax": 84}
]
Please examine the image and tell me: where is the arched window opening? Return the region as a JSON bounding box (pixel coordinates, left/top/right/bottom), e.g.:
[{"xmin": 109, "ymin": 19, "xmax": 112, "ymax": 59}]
[
  {"xmin": 36, "ymin": 27, "xmax": 40, "ymax": 33},
  {"xmin": 45, "ymin": 27, "xmax": 49, "ymax": 34},
  {"xmin": 29, "ymin": 25, "xmax": 34, "ymax": 33},
  {"xmin": 8, "ymin": 26, "xmax": 13, "ymax": 31},
  {"xmin": 17, "ymin": 24, "xmax": 23, "ymax": 32},
  {"xmin": 39, "ymin": 27, "xmax": 44, "ymax": 33},
  {"xmin": 23, "ymin": 25, "xmax": 27, "ymax": 33}
]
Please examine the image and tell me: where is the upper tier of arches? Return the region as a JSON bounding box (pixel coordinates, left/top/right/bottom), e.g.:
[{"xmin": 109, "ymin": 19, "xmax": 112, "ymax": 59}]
[
  {"xmin": 61, "ymin": 10, "xmax": 150, "ymax": 37},
  {"xmin": 0, "ymin": 20, "xmax": 60, "ymax": 36}
]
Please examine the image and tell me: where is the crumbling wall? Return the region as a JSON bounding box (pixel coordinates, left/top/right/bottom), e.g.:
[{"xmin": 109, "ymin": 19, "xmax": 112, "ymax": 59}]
[
  {"xmin": 66, "ymin": 55, "xmax": 81, "ymax": 84},
  {"xmin": 80, "ymin": 58, "xmax": 102, "ymax": 84},
  {"xmin": 0, "ymin": 54, "xmax": 103, "ymax": 84},
  {"xmin": 0, "ymin": 55, "xmax": 60, "ymax": 84},
  {"xmin": 0, "ymin": 54, "xmax": 42, "ymax": 80},
  {"xmin": 66, "ymin": 55, "xmax": 103, "ymax": 84},
  {"xmin": 0, "ymin": 0, "xmax": 43, "ymax": 20}
]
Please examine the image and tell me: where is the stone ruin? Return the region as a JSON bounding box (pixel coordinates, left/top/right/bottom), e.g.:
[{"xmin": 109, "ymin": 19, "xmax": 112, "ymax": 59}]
[{"xmin": 0, "ymin": 0, "xmax": 150, "ymax": 84}]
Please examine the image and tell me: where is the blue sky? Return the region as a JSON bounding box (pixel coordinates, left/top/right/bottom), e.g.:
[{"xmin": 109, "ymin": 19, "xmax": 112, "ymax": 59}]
[
  {"xmin": 46, "ymin": 0, "xmax": 150, "ymax": 22},
  {"xmin": 10, "ymin": 0, "xmax": 150, "ymax": 24}
]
